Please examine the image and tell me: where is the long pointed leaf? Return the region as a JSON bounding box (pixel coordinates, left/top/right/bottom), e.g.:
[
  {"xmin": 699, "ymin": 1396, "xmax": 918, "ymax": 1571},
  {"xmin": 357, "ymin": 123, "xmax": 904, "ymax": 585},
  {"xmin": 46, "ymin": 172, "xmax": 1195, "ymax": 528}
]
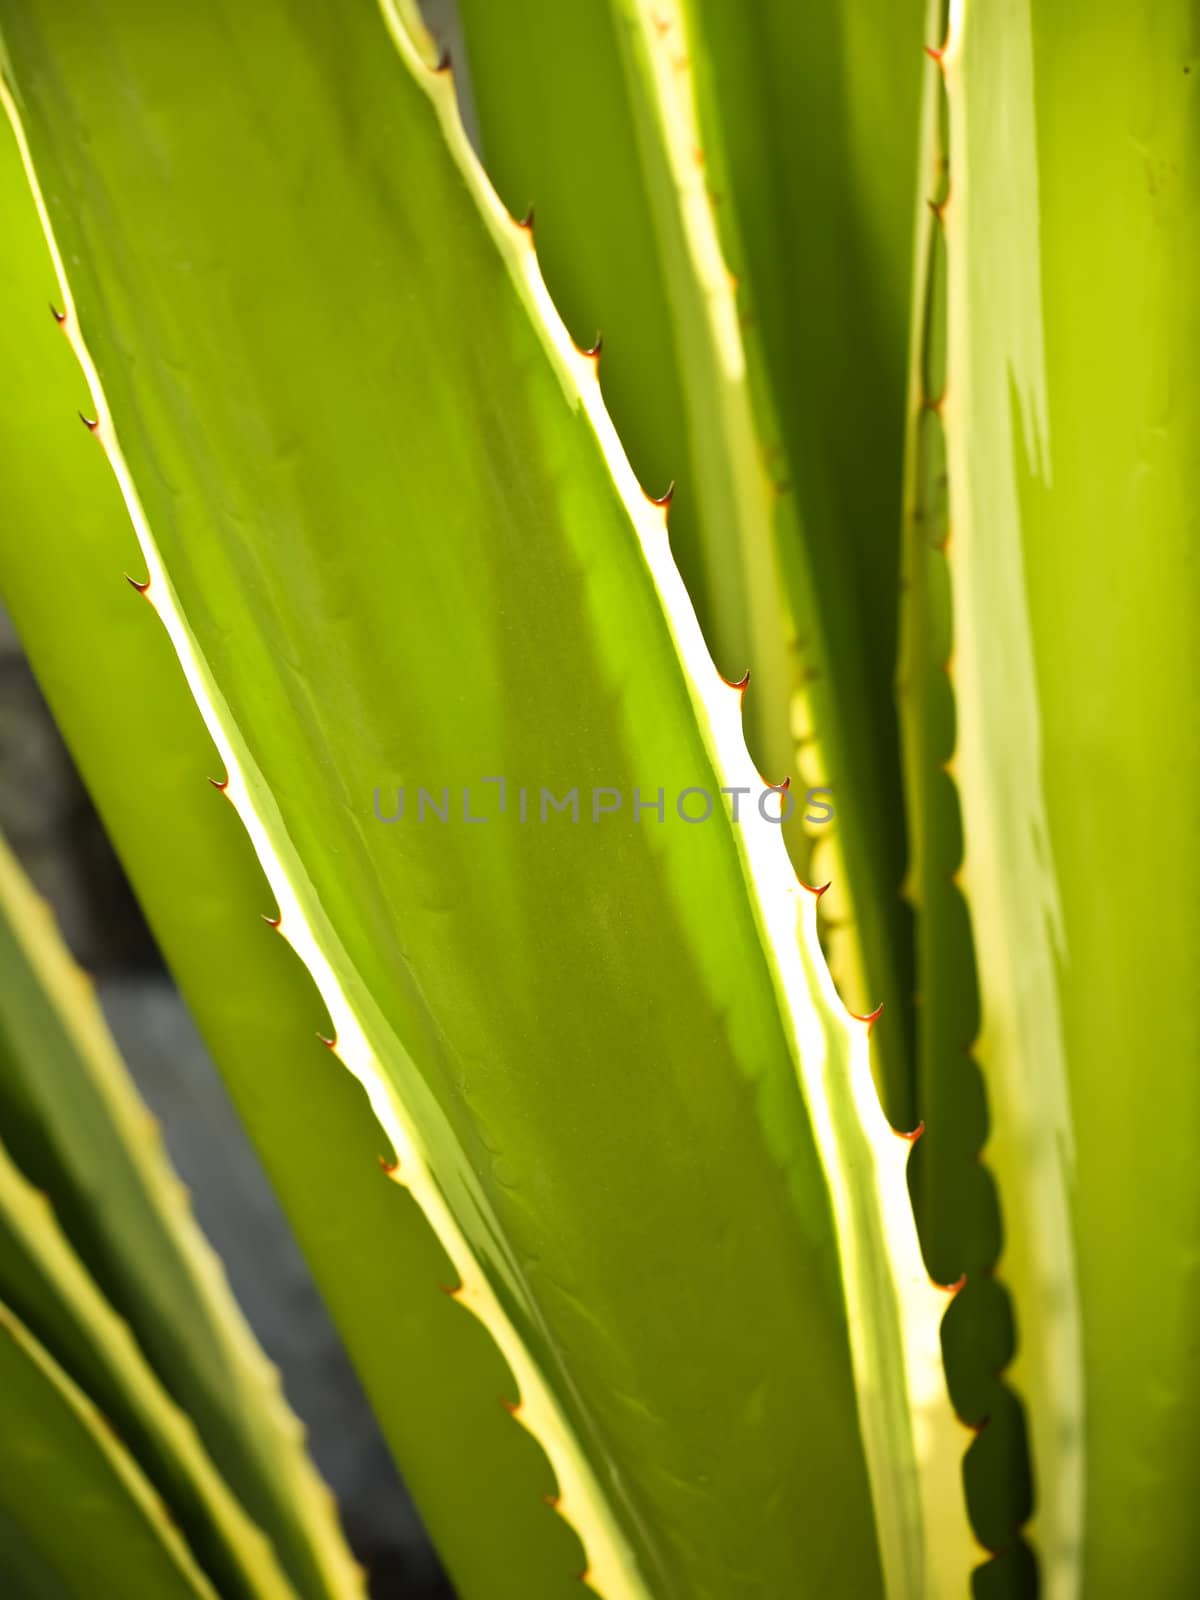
[
  {"xmin": 0, "ymin": 763, "xmax": 360, "ymax": 1600},
  {"xmin": 939, "ymin": 0, "xmax": 1200, "ymax": 1590},
  {"xmin": 0, "ymin": 1299, "xmax": 219, "ymax": 1600},
  {"xmin": 0, "ymin": 0, "xmax": 967, "ymax": 1593},
  {"xmin": 0, "ymin": 1058, "xmax": 294, "ymax": 1598},
  {"xmin": 0, "ymin": 101, "xmax": 585, "ymax": 1600}
]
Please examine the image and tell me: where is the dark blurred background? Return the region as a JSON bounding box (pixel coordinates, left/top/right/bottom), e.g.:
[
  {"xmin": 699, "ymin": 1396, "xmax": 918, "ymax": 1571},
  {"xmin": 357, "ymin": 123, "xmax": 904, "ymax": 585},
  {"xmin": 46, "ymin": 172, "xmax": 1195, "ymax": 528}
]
[{"xmin": 0, "ymin": 2, "xmax": 477, "ymax": 1594}]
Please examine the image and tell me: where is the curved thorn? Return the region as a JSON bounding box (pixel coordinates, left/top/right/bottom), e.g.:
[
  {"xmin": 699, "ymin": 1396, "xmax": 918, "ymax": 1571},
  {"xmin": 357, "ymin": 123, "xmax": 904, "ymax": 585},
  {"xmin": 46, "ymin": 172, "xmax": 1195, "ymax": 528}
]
[
  {"xmin": 648, "ymin": 478, "xmax": 675, "ymax": 508},
  {"xmin": 260, "ymin": 911, "xmax": 281, "ymax": 929},
  {"xmin": 316, "ymin": 1031, "xmax": 337, "ymax": 1050},
  {"xmin": 123, "ymin": 572, "xmax": 151, "ymax": 595},
  {"xmin": 517, "ymin": 204, "xmax": 534, "ymax": 232},
  {"xmin": 377, "ymin": 1154, "xmax": 399, "ymax": 1176},
  {"xmin": 897, "ymin": 1118, "xmax": 925, "ymax": 1145},
  {"xmin": 800, "ymin": 878, "xmax": 832, "ymax": 900},
  {"xmin": 207, "ymin": 774, "xmax": 228, "ymax": 793},
  {"xmin": 934, "ymin": 1271, "xmax": 968, "ymax": 1297},
  {"xmin": 78, "ymin": 410, "xmax": 98, "ymax": 432},
  {"xmin": 49, "ymin": 302, "xmax": 65, "ymax": 324},
  {"xmin": 435, "ymin": 45, "xmax": 451, "ymax": 73},
  {"xmin": 849, "ymin": 1000, "xmax": 885, "ymax": 1036}
]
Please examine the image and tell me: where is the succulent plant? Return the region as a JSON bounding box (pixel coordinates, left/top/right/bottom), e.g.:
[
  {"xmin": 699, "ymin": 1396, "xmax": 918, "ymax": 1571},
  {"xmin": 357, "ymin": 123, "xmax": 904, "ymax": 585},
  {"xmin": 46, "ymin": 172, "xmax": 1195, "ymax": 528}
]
[{"xmin": 0, "ymin": 1, "xmax": 1194, "ymax": 1596}]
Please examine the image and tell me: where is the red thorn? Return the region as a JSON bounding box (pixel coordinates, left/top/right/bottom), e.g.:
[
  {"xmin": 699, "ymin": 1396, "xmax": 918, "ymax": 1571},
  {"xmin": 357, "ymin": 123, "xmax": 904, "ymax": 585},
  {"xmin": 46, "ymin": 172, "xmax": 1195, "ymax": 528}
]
[
  {"xmin": 435, "ymin": 45, "xmax": 451, "ymax": 73},
  {"xmin": 897, "ymin": 1118, "xmax": 925, "ymax": 1145},
  {"xmin": 317, "ymin": 1032, "xmax": 337, "ymax": 1051},
  {"xmin": 648, "ymin": 479, "xmax": 675, "ymax": 509},
  {"xmin": 260, "ymin": 911, "xmax": 281, "ymax": 929},
  {"xmin": 207, "ymin": 774, "xmax": 228, "ymax": 792},
  {"xmin": 578, "ymin": 331, "xmax": 602, "ymax": 363},
  {"xmin": 79, "ymin": 411, "xmax": 98, "ymax": 432},
  {"xmin": 500, "ymin": 1397, "xmax": 521, "ymax": 1416},
  {"xmin": 778, "ymin": 775, "xmax": 791, "ymax": 793},
  {"xmin": 934, "ymin": 1271, "xmax": 968, "ymax": 1297},
  {"xmin": 517, "ymin": 204, "xmax": 534, "ymax": 232},
  {"xmin": 124, "ymin": 572, "xmax": 150, "ymax": 595},
  {"xmin": 543, "ymin": 1493, "xmax": 561, "ymax": 1510},
  {"xmin": 377, "ymin": 1154, "xmax": 399, "ymax": 1176},
  {"xmin": 924, "ymin": 43, "xmax": 945, "ymax": 67},
  {"xmin": 49, "ymin": 302, "xmax": 66, "ymax": 324},
  {"xmin": 437, "ymin": 1281, "xmax": 462, "ymax": 1298},
  {"xmin": 849, "ymin": 1001, "xmax": 885, "ymax": 1036},
  {"xmin": 719, "ymin": 667, "xmax": 751, "ymax": 695},
  {"xmin": 800, "ymin": 878, "xmax": 831, "ymax": 900}
]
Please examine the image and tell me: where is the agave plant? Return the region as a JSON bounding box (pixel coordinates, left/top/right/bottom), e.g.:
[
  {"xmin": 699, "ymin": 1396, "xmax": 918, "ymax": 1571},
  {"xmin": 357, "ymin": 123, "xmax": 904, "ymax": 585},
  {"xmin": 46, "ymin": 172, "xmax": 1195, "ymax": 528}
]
[{"xmin": 0, "ymin": 0, "xmax": 1195, "ymax": 1596}]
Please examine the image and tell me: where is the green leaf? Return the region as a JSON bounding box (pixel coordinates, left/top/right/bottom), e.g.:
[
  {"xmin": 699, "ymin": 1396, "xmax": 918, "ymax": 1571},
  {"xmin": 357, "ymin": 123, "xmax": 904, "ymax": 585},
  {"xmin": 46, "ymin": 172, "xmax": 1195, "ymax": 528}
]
[
  {"xmin": 677, "ymin": 0, "xmax": 929, "ymax": 1125},
  {"xmin": 457, "ymin": 0, "xmax": 919, "ymax": 1127},
  {"xmin": 457, "ymin": 0, "xmax": 797, "ymax": 823},
  {"xmin": 0, "ymin": 833, "xmax": 356, "ymax": 1598},
  {"xmin": 0, "ymin": 99, "xmax": 585, "ymax": 1600},
  {"xmin": 0, "ymin": 991, "xmax": 296, "ymax": 1597},
  {"xmin": 937, "ymin": 0, "xmax": 1200, "ymax": 1591},
  {"xmin": 0, "ymin": 0, "xmax": 968, "ymax": 1594},
  {"xmin": 0, "ymin": 1299, "xmax": 219, "ymax": 1600},
  {"xmin": 896, "ymin": 13, "xmax": 1032, "ymax": 1573}
]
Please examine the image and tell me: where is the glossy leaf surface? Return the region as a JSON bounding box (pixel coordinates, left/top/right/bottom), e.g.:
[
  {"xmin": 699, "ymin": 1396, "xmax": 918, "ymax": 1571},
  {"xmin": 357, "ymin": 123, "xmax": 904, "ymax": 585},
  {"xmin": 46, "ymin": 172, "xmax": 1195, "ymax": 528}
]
[
  {"xmin": 0, "ymin": 1300, "xmax": 218, "ymax": 1600},
  {"xmin": 940, "ymin": 0, "xmax": 1200, "ymax": 1592},
  {"xmin": 0, "ymin": 93, "xmax": 584, "ymax": 1600},
  {"xmin": 0, "ymin": 0, "xmax": 963, "ymax": 1593}
]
